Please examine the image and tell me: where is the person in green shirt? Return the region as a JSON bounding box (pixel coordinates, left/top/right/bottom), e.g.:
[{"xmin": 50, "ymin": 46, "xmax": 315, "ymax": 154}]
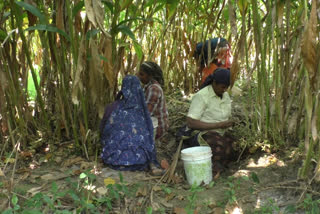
[{"xmin": 183, "ymin": 68, "xmax": 236, "ymax": 175}]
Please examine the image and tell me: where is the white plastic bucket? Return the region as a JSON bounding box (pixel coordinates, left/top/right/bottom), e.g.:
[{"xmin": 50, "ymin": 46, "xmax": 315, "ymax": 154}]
[{"xmin": 181, "ymin": 146, "xmax": 212, "ymax": 186}]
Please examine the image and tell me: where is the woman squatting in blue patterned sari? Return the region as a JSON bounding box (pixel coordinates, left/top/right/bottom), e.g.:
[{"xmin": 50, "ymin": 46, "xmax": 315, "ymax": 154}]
[{"xmin": 100, "ymin": 75, "xmax": 160, "ymax": 172}]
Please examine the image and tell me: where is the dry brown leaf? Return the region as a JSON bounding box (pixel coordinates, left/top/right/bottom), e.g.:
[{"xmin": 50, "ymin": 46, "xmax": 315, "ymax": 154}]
[
  {"xmin": 41, "ymin": 173, "xmax": 68, "ymax": 181},
  {"xmin": 19, "ymin": 172, "xmax": 30, "ymax": 181},
  {"xmin": 73, "ymin": 169, "xmax": 82, "ymax": 175},
  {"xmin": 135, "ymin": 186, "xmax": 148, "ymax": 197},
  {"xmin": 151, "ymin": 202, "xmax": 160, "ymax": 211},
  {"xmin": 230, "ymin": 49, "xmax": 239, "ymax": 88},
  {"xmin": 84, "ymin": 0, "xmax": 107, "ymax": 36},
  {"xmin": 20, "ymin": 150, "xmax": 33, "ymax": 159},
  {"xmin": 62, "ymin": 156, "xmax": 84, "ymax": 167},
  {"xmin": 176, "ymin": 195, "xmax": 184, "ymax": 201},
  {"xmin": 56, "ymin": 0, "xmax": 65, "ymax": 31},
  {"xmin": 55, "ymin": 156, "xmax": 62, "ymax": 163},
  {"xmin": 228, "ymin": 0, "xmax": 237, "ymax": 37},
  {"xmin": 137, "ymin": 197, "xmax": 144, "ymax": 206},
  {"xmin": 96, "ymin": 186, "xmax": 108, "ymax": 195},
  {"xmin": 27, "ymin": 183, "xmax": 48, "ymax": 196},
  {"xmin": 311, "ymin": 96, "xmax": 318, "ymax": 141},
  {"xmin": 79, "ymin": 121, "xmax": 86, "ymax": 139},
  {"xmin": 84, "ymin": 0, "xmax": 96, "ymax": 27},
  {"xmin": 287, "ymin": 112, "xmax": 299, "ymax": 135},
  {"xmin": 80, "ymin": 161, "xmax": 93, "ymax": 170},
  {"xmin": 40, "ymin": 174, "xmax": 56, "ymax": 180},
  {"xmin": 152, "ymin": 186, "xmax": 162, "ymax": 192},
  {"xmin": 74, "ymin": 0, "xmax": 82, "ymax": 34},
  {"xmin": 89, "ymin": 39, "xmax": 103, "ymax": 105},
  {"xmin": 171, "ymin": 174, "xmax": 183, "ymax": 184},
  {"xmin": 173, "ymin": 207, "xmax": 187, "ymax": 214},
  {"xmin": 92, "ymin": 0, "xmax": 105, "ymax": 30},
  {"xmin": 211, "ymin": 207, "xmax": 224, "ymax": 214},
  {"xmin": 0, "ymin": 168, "xmax": 4, "ymax": 176},
  {"xmin": 165, "ymin": 192, "xmax": 175, "ymax": 201},
  {"xmin": 72, "ymin": 37, "xmax": 86, "ymax": 104},
  {"xmin": 159, "ymin": 198, "xmax": 173, "ymax": 208},
  {"xmin": 276, "ymin": 0, "xmax": 285, "ymax": 27},
  {"xmin": 301, "ymin": 0, "xmax": 317, "ymax": 87},
  {"xmin": 101, "ymin": 35, "xmax": 114, "ymax": 88}
]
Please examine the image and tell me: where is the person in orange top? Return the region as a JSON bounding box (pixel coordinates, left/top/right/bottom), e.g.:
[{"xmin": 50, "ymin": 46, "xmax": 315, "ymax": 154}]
[{"xmin": 194, "ymin": 38, "xmax": 232, "ymax": 84}]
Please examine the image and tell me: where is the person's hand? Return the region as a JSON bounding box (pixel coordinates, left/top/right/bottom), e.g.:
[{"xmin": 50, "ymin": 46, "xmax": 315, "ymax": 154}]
[{"xmin": 220, "ymin": 120, "xmax": 234, "ymax": 128}]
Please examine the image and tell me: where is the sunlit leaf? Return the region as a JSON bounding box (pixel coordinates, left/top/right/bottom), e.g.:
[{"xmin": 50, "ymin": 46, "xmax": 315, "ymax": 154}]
[
  {"xmin": 104, "ymin": 177, "xmax": 116, "ymax": 186},
  {"xmin": 5, "ymin": 158, "xmax": 15, "ymax": 163},
  {"xmin": 11, "ymin": 194, "xmax": 18, "ymax": 205},
  {"xmin": 133, "ymin": 41, "xmax": 143, "ymax": 59},
  {"xmin": 237, "ymin": 0, "xmax": 248, "ymax": 16},
  {"xmin": 146, "ymin": 207, "xmax": 153, "ymax": 214},
  {"xmin": 25, "ymin": 24, "xmax": 70, "ymax": 41},
  {"xmin": 120, "ymin": 0, "xmax": 133, "ymax": 11},
  {"xmin": 79, "ymin": 172, "xmax": 87, "ymax": 179},
  {"xmin": 15, "ymin": 0, "xmax": 46, "ymax": 24}
]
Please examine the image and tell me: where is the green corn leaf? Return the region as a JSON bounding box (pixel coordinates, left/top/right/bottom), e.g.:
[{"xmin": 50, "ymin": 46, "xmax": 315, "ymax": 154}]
[
  {"xmin": 166, "ymin": 0, "xmax": 179, "ymax": 19},
  {"xmin": 0, "ymin": 29, "xmax": 7, "ymax": 41},
  {"xmin": 250, "ymin": 172, "xmax": 260, "ymax": 184},
  {"xmin": 145, "ymin": 0, "xmax": 155, "ymax": 7},
  {"xmin": 86, "ymin": 29, "xmax": 100, "ymax": 40},
  {"xmin": 72, "ymin": 0, "xmax": 84, "ymax": 18},
  {"xmin": 99, "ymin": 55, "xmax": 109, "ymax": 62},
  {"xmin": 15, "ymin": 1, "xmax": 46, "ymax": 24},
  {"xmin": 25, "ymin": 24, "xmax": 70, "ymax": 41},
  {"xmin": 102, "ymin": 0, "xmax": 114, "ymax": 13},
  {"xmin": 117, "ymin": 25, "xmax": 135, "ymax": 40},
  {"xmin": 133, "ymin": 41, "xmax": 143, "ymax": 59}
]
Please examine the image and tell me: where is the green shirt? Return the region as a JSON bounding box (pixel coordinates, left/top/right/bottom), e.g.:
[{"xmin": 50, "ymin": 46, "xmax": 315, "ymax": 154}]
[{"xmin": 187, "ymin": 85, "xmax": 231, "ymax": 135}]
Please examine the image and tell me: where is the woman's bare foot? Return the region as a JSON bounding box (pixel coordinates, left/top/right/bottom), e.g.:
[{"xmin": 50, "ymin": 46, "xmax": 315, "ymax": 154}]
[{"xmin": 150, "ymin": 163, "xmax": 165, "ymax": 176}]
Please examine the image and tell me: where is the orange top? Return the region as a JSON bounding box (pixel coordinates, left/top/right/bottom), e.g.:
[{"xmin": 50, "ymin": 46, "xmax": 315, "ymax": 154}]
[{"xmin": 201, "ymin": 63, "xmax": 218, "ymax": 84}]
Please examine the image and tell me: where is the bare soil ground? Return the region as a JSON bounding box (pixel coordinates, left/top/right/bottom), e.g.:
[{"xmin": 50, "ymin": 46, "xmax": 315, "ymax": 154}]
[{"xmin": 1, "ymin": 141, "xmax": 318, "ymax": 213}]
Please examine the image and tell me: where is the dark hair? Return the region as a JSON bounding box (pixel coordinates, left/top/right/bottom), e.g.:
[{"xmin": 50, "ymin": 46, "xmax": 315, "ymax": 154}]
[
  {"xmin": 140, "ymin": 61, "xmax": 164, "ymax": 87},
  {"xmin": 200, "ymin": 68, "xmax": 230, "ymax": 89},
  {"xmin": 194, "ymin": 38, "xmax": 229, "ymax": 66}
]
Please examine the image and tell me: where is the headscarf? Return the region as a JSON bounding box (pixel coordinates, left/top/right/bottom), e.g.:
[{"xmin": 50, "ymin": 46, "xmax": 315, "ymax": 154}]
[
  {"xmin": 140, "ymin": 61, "xmax": 164, "ymax": 87},
  {"xmin": 101, "ymin": 75, "xmax": 158, "ymax": 170},
  {"xmin": 200, "ymin": 68, "xmax": 230, "ymax": 89}
]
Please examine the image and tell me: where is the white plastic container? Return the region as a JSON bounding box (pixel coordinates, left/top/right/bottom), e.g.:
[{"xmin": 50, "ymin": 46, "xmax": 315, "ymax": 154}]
[{"xmin": 181, "ymin": 146, "xmax": 212, "ymax": 186}]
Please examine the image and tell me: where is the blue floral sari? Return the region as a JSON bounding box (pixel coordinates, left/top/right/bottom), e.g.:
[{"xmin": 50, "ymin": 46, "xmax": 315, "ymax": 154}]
[{"xmin": 100, "ymin": 75, "xmax": 158, "ymax": 170}]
